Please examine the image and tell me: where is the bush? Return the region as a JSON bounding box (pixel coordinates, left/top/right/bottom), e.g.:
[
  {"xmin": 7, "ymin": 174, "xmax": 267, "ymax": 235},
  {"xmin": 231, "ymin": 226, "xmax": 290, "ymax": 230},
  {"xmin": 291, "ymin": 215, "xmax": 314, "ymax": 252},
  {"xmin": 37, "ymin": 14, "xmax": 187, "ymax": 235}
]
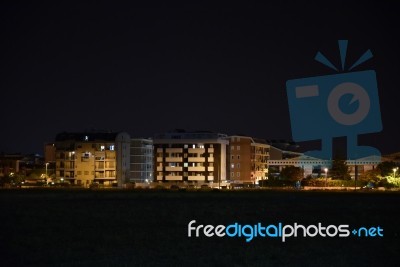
[
  {"xmin": 259, "ymin": 180, "xmax": 291, "ymax": 187},
  {"xmin": 302, "ymin": 178, "xmax": 362, "ymax": 187},
  {"xmin": 384, "ymin": 176, "xmax": 400, "ymax": 187},
  {"xmin": 154, "ymin": 185, "xmax": 166, "ymax": 190},
  {"xmin": 125, "ymin": 182, "xmax": 135, "ymax": 189}
]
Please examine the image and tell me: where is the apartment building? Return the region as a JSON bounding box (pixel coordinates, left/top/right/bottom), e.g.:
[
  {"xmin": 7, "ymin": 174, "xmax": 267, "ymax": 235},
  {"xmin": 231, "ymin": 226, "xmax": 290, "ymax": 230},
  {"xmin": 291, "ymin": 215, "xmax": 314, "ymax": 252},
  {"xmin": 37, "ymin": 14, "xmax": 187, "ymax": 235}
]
[
  {"xmin": 228, "ymin": 136, "xmax": 270, "ymax": 184},
  {"xmin": 130, "ymin": 138, "xmax": 153, "ymax": 183},
  {"xmin": 153, "ymin": 130, "xmax": 228, "ymax": 185},
  {"xmin": 55, "ymin": 132, "xmax": 130, "ymax": 187}
]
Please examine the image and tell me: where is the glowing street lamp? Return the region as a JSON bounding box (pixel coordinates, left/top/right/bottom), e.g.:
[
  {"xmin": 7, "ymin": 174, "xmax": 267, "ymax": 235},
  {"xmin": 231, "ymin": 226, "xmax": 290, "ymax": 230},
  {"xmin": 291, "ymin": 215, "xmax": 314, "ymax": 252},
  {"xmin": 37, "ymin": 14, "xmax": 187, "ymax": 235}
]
[
  {"xmin": 393, "ymin": 167, "xmax": 399, "ymax": 178},
  {"xmin": 324, "ymin": 168, "xmax": 328, "ymax": 187}
]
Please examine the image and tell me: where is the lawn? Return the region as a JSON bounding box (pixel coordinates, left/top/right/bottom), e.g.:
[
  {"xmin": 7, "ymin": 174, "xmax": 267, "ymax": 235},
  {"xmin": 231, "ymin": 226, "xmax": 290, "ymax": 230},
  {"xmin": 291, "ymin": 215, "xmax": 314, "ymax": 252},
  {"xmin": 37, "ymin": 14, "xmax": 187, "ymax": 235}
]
[{"xmin": 0, "ymin": 189, "xmax": 399, "ymax": 266}]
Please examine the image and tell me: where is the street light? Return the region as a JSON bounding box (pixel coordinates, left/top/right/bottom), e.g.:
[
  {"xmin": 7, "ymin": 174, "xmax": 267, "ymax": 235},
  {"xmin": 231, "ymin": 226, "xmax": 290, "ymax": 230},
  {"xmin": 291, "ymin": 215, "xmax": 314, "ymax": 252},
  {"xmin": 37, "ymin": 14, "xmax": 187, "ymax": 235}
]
[
  {"xmin": 45, "ymin": 163, "xmax": 49, "ymax": 178},
  {"xmin": 393, "ymin": 167, "xmax": 399, "ymax": 178},
  {"xmin": 324, "ymin": 168, "xmax": 328, "ymax": 188}
]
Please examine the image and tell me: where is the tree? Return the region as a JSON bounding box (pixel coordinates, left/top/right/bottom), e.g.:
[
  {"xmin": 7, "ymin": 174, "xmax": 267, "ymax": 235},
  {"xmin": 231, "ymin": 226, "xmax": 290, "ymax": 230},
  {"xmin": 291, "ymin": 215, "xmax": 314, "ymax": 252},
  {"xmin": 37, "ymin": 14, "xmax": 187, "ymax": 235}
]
[
  {"xmin": 0, "ymin": 173, "xmax": 24, "ymax": 187},
  {"xmin": 377, "ymin": 161, "xmax": 398, "ymax": 177},
  {"xmin": 330, "ymin": 159, "xmax": 351, "ymax": 180},
  {"xmin": 280, "ymin": 166, "xmax": 304, "ymax": 181},
  {"xmin": 359, "ymin": 169, "xmax": 380, "ymax": 183},
  {"xmin": 0, "ymin": 175, "xmax": 12, "ymax": 186}
]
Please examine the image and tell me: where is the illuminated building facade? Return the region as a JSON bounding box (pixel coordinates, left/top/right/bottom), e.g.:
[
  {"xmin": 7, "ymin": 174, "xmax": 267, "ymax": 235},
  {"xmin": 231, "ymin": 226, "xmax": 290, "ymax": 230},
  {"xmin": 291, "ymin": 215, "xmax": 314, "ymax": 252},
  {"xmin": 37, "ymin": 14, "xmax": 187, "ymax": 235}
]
[
  {"xmin": 153, "ymin": 130, "xmax": 228, "ymax": 185},
  {"xmin": 228, "ymin": 136, "xmax": 270, "ymax": 184},
  {"xmin": 55, "ymin": 132, "xmax": 130, "ymax": 187},
  {"xmin": 130, "ymin": 138, "xmax": 153, "ymax": 183}
]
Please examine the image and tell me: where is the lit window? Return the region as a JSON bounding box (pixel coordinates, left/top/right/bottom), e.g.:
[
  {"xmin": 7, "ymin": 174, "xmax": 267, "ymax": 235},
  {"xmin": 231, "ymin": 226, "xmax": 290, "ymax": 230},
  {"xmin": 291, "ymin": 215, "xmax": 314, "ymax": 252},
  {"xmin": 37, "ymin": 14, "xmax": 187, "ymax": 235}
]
[
  {"xmin": 231, "ymin": 164, "xmax": 234, "ymax": 169},
  {"xmin": 184, "ymin": 144, "xmax": 188, "ymax": 148},
  {"xmin": 110, "ymin": 145, "xmax": 115, "ymax": 151},
  {"xmin": 100, "ymin": 145, "xmax": 105, "ymax": 151},
  {"xmin": 85, "ymin": 136, "xmax": 88, "ymax": 141}
]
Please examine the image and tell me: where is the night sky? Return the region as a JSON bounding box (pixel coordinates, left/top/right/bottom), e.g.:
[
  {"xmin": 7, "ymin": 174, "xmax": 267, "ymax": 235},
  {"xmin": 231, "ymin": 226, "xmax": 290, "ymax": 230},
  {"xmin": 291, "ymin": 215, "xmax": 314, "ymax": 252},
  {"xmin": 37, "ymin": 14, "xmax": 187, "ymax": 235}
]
[{"xmin": 1, "ymin": 2, "xmax": 399, "ymax": 155}]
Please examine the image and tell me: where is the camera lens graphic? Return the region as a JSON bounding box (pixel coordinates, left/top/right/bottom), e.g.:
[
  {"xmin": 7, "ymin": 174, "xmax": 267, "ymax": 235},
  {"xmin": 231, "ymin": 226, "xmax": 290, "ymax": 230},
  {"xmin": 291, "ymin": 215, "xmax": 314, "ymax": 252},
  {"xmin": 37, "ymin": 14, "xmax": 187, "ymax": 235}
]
[{"xmin": 327, "ymin": 82, "xmax": 370, "ymax": 126}]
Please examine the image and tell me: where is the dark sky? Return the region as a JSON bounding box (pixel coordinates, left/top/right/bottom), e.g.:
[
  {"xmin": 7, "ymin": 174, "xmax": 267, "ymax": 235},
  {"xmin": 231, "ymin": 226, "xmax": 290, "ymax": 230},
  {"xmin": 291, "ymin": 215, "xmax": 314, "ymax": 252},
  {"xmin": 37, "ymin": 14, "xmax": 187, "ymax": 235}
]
[{"xmin": 1, "ymin": 2, "xmax": 399, "ymax": 155}]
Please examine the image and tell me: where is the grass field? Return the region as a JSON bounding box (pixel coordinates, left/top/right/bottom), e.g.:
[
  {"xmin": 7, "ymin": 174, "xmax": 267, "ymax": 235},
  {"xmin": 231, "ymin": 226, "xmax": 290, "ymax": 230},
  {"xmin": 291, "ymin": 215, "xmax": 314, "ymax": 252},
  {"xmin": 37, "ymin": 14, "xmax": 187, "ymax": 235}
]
[{"xmin": 1, "ymin": 189, "xmax": 399, "ymax": 267}]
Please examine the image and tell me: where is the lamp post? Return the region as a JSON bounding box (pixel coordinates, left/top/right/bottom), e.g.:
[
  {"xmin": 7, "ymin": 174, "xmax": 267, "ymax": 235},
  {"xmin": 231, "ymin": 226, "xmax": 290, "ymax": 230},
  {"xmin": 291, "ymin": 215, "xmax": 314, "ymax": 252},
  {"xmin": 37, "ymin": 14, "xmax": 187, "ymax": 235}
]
[
  {"xmin": 45, "ymin": 162, "xmax": 49, "ymax": 184},
  {"xmin": 45, "ymin": 163, "xmax": 49, "ymax": 177},
  {"xmin": 393, "ymin": 167, "xmax": 399, "ymax": 178},
  {"xmin": 324, "ymin": 168, "xmax": 328, "ymax": 188}
]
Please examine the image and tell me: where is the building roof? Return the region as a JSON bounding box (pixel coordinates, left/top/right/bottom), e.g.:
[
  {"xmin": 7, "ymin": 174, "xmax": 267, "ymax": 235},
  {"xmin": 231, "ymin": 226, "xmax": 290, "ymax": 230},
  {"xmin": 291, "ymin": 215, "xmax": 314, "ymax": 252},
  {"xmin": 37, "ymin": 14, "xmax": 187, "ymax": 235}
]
[
  {"xmin": 154, "ymin": 130, "xmax": 227, "ymax": 140},
  {"xmin": 55, "ymin": 132, "xmax": 120, "ymax": 142}
]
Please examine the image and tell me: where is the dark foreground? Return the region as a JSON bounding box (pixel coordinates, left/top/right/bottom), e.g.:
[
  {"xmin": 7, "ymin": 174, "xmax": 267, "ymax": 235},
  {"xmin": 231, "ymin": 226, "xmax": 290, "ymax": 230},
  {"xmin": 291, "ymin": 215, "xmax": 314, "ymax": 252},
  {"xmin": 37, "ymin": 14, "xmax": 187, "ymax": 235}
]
[{"xmin": 1, "ymin": 189, "xmax": 399, "ymax": 267}]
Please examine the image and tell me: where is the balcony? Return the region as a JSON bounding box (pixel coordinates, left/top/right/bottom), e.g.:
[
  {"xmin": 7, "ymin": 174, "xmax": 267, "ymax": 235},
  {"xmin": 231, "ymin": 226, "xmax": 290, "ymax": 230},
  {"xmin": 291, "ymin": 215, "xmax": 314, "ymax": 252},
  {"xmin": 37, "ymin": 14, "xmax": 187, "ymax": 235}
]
[
  {"xmin": 208, "ymin": 148, "xmax": 214, "ymax": 153},
  {"xmin": 157, "ymin": 166, "xmax": 163, "ymax": 171},
  {"xmin": 208, "ymin": 167, "xmax": 214, "ymax": 171},
  {"xmin": 165, "ymin": 157, "xmax": 183, "ymax": 162},
  {"xmin": 157, "ymin": 148, "xmax": 163, "ymax": 153},
  {"xmin": 166, "ymin": 148, "xmax": 183, "ymax": 153},
  {"xmin": 188, "ymin": 148, "xmax": 205, "ymax": 154},
  {"xmin": 188, "ymin": 157, "xmax": 205, "ymax": 162},
  {"xmin": 208, "ymin": 157, "xmax": 214, "ymax": 162},
  {"xmin": 105, "ymin": 166, "xmax": 115, "ymax": 170},
  {"xmin": 188, "ymin": 175, "xmax": 206, "ymax": 181},
  {"xmin": 165, "ymin": 175, "xmax": 183, "ymax": 181},
  {"xmin": 157, "ymin": 176, "xmax": 163, "ymax": 181},
  {"xmin": 207, "ymin": 176, "xmax": 214, "ymax": 181},
  {"xmin": 95, "ymin": 152, "xmax": 105, "ymax": 157},
  {"xmin": 95, "ymin": 177, "xmax": 116, "ymax": 180},
  {"xmin": 188, "ymin": 166, "xmax": 205, "ymax": 172},
  {"xmin": 165, "ymin": 166, "xmax": 183, "ymax": 171},
  {"xmin": 157, "ymin": 157, "xmax": 163, "ymax": 162}
]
